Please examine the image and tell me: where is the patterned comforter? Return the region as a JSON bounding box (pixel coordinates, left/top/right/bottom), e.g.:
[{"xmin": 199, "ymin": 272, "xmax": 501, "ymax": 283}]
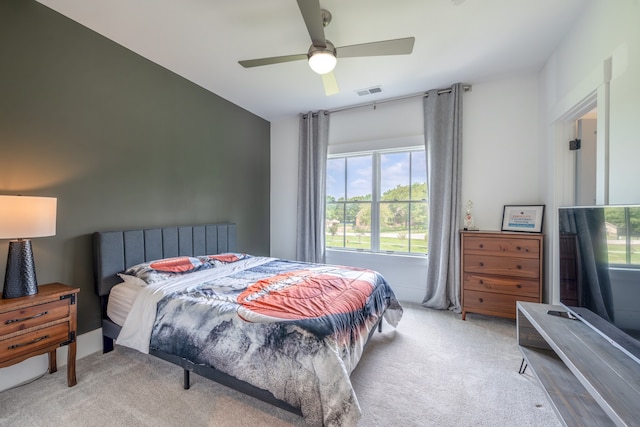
[{"xmin": 116, "ymin": 255, "xmax": 403, "ymax": 426}]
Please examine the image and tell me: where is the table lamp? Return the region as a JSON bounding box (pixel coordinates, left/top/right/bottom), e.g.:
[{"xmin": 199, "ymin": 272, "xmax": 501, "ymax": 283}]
[{"xmin": 0, "ymin": 195, "xmax": 57, "ymax": 299}]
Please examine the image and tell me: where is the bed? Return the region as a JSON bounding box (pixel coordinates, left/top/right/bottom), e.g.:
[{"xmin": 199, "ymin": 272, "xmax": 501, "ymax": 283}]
[{"xmin": 93, "ymin": 223, "xmax": 402, "ymax": 426}]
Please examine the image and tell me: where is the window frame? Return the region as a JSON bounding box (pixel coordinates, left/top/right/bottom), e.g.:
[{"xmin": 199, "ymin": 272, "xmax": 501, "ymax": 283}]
[{"xmin": 326, "ymin": 143, "xmax": 427, "ymax": 256}]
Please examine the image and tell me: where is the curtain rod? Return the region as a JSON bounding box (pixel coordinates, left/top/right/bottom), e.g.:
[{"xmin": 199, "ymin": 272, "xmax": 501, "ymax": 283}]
[{"xmin": 326, "ymin": 84, "xmax": 472, "ymax": 115}]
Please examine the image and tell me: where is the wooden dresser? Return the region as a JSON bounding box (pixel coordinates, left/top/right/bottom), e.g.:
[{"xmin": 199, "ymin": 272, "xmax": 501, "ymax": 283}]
[
  {"xmin": 461, "ymin": 231, "xmax": 543, "ymax": 320},
  {"xmin": 0, "ymin": 283, "xmax": 79, "ymax": 386}
]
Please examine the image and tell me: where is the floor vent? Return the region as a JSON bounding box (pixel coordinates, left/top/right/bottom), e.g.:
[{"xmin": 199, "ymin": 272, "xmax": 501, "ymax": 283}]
[{"xmin": 356, "ymin": 86, "xmax": 383, "ymax": 96}]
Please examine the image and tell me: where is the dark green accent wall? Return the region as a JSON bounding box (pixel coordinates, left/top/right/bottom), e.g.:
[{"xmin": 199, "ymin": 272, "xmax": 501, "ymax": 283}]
[{"xmin": 0, "ymin": 1, "xmax": 271, "ymax": 334}]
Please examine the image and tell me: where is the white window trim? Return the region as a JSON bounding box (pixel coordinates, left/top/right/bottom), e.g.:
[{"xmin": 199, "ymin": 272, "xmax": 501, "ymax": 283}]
[
  {"xmin": 326, "ymin": 140, "xmax": 427, "ymax": 256},
  {"xmin": 328, "ymin": 135, "xmax": 424, "ymax": 156}
]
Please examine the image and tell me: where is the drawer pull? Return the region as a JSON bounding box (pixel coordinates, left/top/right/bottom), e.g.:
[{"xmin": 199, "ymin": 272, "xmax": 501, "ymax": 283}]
[
  {"xmin": 8, "ymin": 335, "xmax": 49, "ymax": 350},
  {"xmin": 478, "ymin": 298, "xmax": 484, "ymax": 303},
  {"xmin": 516, "ymin": 284, "xmax": 522, "ymax": 288},
  {"xmin": 479, "ymin": 244, "xmax": 484, "ymax": 248},
  {"xmin": 479, "ymin": 262, "xmax": 484, "ymax": 267},
  {"xmin": 516, "ymin": 265, "xmax": 522, "ymax": 270},
  {"xmin": 5, "ymin": 311, "xmax": 49, "ymax": 325}
]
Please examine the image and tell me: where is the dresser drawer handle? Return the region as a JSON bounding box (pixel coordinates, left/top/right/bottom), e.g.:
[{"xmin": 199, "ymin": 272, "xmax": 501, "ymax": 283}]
[
  {"xmin": 478, "ymin": 298, "xmax": 484, "ymax": 303},
  {"xmin": 8, "ymin": 335, "xmax": 49, "ymax": 350},
  {"xmin": 479, "ymin": 262, "xmax": 484, "ymax": 267},
  {"xmin": 5, "ymin": 311, "xmax": 49, "ymax": 325},
  {"xmin": 516, "ymin": 284, "xmax": 522, "ymax": 288}
]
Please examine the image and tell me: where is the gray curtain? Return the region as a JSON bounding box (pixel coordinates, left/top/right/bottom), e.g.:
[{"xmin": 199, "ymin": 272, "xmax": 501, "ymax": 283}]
[
  {"xmin": 296, "ymin": 111, "xmax": 330, "ymax": 263},
  {"xmin": 422, "ymin": 83, "xmax": 463, "ymax": 312}
]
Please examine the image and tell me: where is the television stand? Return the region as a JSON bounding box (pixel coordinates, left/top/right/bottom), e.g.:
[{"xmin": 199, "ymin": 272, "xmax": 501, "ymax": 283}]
[{"xmin": 517, "ymin": 302, "xmax": 640, "ymax": 426}]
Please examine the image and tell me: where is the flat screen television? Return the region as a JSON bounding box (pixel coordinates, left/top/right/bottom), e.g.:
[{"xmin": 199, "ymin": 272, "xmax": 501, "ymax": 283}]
[{"xmin": 558, "ymin": 205, "xmax": 640, "ymax": 364}]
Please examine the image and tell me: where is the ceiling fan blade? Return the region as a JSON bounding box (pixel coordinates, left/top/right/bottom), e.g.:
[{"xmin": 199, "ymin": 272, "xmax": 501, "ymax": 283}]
[
  {"xmin": 297, "ymin": 0, "xmax": 326, "ymax": 47},
  {"xmin": 321, "ymin": 72, "xmax": 339, "ymax": 96},
  {"xmin": 238, "ymin": 53, "xmax": 307, "ymax": 68},
  {"xmin": 337, "ymin": 37, "xmax": 415, "ymax": 58}
]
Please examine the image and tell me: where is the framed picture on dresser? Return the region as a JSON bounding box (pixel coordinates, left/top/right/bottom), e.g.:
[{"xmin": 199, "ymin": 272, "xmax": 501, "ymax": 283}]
[{"xmin": 501, "ymin": 205, "xmax": 545, "ymax": 233}]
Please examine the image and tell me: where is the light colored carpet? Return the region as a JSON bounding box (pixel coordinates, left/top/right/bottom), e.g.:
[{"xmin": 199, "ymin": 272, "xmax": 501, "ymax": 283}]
[{"xmin": 0, "ymin": 303, "xmax": 560, "ymax": 426}]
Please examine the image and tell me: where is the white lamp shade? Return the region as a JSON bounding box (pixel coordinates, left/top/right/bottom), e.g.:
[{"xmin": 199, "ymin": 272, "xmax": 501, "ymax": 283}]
[
  {"xmin": 0, "ymin": 196, "xmax": 57, "ymax": 239},
  {"xmin": 308, "ymin": 51, "xmax": 337, "ymax": 75}
]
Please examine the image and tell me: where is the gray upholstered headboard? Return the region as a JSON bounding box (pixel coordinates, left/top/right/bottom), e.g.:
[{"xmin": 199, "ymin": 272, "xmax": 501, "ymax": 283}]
[{"xmin": 93, "ymin": 223, "xmax": 237, "ymax": 297}]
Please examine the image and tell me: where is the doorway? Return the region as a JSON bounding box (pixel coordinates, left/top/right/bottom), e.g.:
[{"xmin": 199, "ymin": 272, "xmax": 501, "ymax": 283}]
[
  {"xmin": 574, "ymin": 108, "xmax": 597, "ymax": 206},
  {"xmin": 556, "ymin": 93, "xmax": 601, "ymax": 208}
]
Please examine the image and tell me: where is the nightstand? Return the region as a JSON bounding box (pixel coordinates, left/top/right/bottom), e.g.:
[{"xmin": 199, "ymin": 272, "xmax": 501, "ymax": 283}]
[{"xmin": 0, "ymin": 283, "xmax": 79, "ymax": 387}]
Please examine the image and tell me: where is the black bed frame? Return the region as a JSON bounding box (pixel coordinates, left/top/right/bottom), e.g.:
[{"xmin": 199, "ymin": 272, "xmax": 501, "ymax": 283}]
[{"xmin": 93, "ymin": 223, "xmax": 382, "ymax": 418}]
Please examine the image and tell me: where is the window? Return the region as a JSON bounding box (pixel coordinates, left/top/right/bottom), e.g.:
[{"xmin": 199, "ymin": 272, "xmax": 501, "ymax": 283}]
[
  {"xmin": 605, "ymin": 206, "xmax": 640, "ymax": 266},
  {"xmin": 325, "ymin": 148, "xmax": 427, "ymax": 254}
]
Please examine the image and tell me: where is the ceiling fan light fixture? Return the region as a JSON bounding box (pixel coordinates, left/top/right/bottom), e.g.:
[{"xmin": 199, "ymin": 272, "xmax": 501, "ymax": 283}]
[{"xmin": 308, "ymin": 42, "xmax": 337, "ymax": 75}]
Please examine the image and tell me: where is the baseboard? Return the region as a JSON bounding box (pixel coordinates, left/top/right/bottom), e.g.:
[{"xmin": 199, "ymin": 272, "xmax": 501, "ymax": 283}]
[{"xmin": 0, "ymin": 328, "xmax": 103, "ymax": 392}]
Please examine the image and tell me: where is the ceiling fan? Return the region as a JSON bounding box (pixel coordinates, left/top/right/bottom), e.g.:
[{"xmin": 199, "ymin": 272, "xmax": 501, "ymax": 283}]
[{"xmin": 238, "ymin": 0, "xmax": 415, "ymax": 96}]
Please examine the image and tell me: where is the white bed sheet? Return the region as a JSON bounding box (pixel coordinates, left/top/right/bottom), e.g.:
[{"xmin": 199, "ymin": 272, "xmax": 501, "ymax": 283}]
[{"xmin": 107, "ymin": 281, "xmax": 142, "ymax": 327}]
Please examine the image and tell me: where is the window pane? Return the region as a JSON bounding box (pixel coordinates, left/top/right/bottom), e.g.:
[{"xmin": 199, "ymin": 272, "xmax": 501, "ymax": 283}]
[
  {"xmin": 411, "ymin": 151, "xmax": 427, "ymax": 201},
  {"xmin": 326, "ymin": 158, "xmax": 345, "ymax": 201},
  {"xmin": 347, "ymin": 156, "xmax": 372, "ymax": 200},
  {"xmin": 325, "ymin": 209, "xmax": 345, "ymax": 248},
  {"xmin": 410, "ymin": 202, "xmax": 428, "ymax": 253},
  {"xmin": 326, "ymin": 202, "xmax": 344, "ymax": 227},
  {"xmin": 379, "ymin": 201, "xmax": 409, "ymax": 252},
  {"xmin": 344, "ymin": 202, "xmax": 371, "ymax": 250},
  {"xmin": 325, "ymin": 149, "xmax": 427, "ymax": 256},
  {"xmin": 380, "ymin": 152, "xmax": 410, "ymax": 199}
]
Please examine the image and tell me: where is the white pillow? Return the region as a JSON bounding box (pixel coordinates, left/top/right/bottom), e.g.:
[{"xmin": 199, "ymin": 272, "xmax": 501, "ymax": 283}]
[{"xmin": 117, "ymin": 273, "xmax": 148, "ymax": 287}]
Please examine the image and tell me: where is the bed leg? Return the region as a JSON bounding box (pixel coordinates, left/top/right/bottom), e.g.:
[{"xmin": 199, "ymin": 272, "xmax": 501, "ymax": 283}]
[
  {"xmin": 103, "ymin": 336, "xmax": 114, "ymax": 353},
  {"xmin": 378, "ymin": 319, "xmax": 383, "ymax": 333},
  {"xmin": 183, "ymin": 369, "xmax": 190, "ymax": 389}
]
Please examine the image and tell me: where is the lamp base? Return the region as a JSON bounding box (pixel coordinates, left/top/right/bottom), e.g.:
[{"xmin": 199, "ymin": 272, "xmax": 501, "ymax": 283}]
[{"xmin": 2, "ymin": 239, "xmax": 39, "ymax": 299}]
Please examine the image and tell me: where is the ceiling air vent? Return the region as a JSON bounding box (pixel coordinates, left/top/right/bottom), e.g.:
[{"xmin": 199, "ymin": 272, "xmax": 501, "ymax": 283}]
[{"xmin": 356, "ymin": 86, "xmax": 383, "ymax": 96}]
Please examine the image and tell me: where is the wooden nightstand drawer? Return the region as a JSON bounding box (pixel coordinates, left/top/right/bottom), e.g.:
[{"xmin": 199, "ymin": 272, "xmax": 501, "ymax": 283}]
[
  {"xmin": 0, "ymin": 298, "xmax": 71, "ymax": 336},
  {"xmin": 463, "ymin": 235, "xmax": 540, "ymax": 258},
  {"xmin": 0, "ymin": 322, "xmax": 71, "ymax": 365},
  {"xmin": 463, "ymin": 289, "xmax": 538, "ymax": 319},
  {"xmin": 463, "ymin": 273, "xmax": 539, "ymax": 298},
  {"xmin": 0, "ymin": 283, "xmax": 79, "ymax": 386},
  {"xmin": 463, "ymin": 254, "xmax": 539, "ymax": 278}
]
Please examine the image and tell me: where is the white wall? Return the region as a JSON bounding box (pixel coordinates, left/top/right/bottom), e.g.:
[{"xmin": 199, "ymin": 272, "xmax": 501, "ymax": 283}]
[
  {"xmin": 271, "ymin": 74, "xmax": 542, "ymax": 303},
  {"xmin": 540, "ymin": 1, "xmax": 640, "ymax": 303},
  {"xmin": 270, "ymin": 115, "xmax": 299, "ymax": 261},
  {"xmin": 461, "ymin": 76, "xmax": 543, "ymax": 229}
]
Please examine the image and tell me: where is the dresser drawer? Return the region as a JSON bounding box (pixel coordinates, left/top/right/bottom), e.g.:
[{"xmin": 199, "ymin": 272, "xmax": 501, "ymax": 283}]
[
  {"xmin": 463, "ymin": 235, "xmax": 540, "ymax": 258},
  {"xmin": 0, "ymin": 298, "xmax": 70, "ymax": 336},
  {"xmin": 463, "ymin": 273, "xmax": 539, "ymax": 298},
  {"xmin": 0, "ymin": 322, "xmax": 70, "ymax": 364},
  {"xmin": 463, "ymin": 254, "xmax": 539, "ymax": 278},
  {"xmin": 463, "ymin": 289, "xmax": 538, "ymax": 319}
]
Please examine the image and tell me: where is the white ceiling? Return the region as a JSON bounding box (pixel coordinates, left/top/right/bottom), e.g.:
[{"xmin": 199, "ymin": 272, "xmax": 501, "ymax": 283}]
[{"xmin": 36, "ymin": 0, "xmax": 588, "ymax": 122}]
